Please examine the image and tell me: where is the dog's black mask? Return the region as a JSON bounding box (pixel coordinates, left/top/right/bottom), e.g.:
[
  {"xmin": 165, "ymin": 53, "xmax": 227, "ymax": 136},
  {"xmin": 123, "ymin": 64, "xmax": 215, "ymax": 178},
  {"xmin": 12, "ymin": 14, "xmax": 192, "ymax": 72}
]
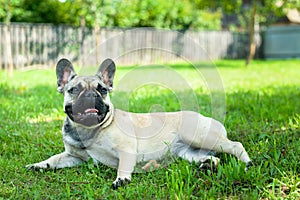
[{"xmin": 64, "ymin": 88, "xmax": 110, "ymax": 127}]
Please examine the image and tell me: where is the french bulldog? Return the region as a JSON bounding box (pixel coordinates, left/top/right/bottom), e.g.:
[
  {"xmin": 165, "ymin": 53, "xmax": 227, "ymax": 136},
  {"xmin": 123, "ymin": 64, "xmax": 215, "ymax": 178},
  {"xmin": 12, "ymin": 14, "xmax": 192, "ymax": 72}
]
[{"xmin": 26, "ymin": 58, "xmax": 252, "ymax": 189}]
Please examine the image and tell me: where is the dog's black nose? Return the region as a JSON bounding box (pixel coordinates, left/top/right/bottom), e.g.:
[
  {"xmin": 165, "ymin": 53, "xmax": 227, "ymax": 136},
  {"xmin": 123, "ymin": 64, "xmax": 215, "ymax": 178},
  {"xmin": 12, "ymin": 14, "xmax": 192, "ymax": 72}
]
[{"xmin": 84, "ymin": 91, "xmax": 99, "ymax": 98}]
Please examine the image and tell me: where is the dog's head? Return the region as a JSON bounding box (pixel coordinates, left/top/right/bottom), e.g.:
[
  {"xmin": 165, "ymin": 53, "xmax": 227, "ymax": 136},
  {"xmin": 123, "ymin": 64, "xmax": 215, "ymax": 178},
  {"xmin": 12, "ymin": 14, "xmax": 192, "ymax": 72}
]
[{"xmin": 56, "ymin": 58, "xmax": 115, "ymax": 127}]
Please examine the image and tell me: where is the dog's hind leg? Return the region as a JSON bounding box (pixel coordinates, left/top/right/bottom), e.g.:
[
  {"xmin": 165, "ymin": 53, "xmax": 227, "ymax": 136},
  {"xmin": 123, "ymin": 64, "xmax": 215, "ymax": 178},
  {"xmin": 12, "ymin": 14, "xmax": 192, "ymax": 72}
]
[
  {"xmin": 178, "ymin": 114, "xmax": 251, "ymax": 165},
  {"xmin": 171, "ymin": 140, "xmax": 220, "ymax": 167},
  {"xmin": 191, "ymin": 135, "xmax": 252, "ymax": 165},
  {"xmin": 212, "ymin": 139, "xmax": 251, "ymax": 164}
]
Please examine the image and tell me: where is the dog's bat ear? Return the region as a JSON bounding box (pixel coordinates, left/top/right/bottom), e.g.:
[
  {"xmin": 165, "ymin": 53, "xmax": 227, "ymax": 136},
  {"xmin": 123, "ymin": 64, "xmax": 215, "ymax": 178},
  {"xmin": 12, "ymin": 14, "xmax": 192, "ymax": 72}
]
[
  {"xmin": 97, "ymin": 58, "xmax": 116, "ymax": 91},
  {"xmin": 56, "ymin": 58, "xmax": 77, "ymax": 93}
]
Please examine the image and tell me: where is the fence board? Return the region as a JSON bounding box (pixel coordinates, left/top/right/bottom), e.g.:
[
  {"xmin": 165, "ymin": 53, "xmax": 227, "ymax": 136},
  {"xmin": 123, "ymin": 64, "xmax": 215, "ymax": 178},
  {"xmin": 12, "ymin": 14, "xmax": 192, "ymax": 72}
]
[{"xmin": 0, "ymin": 23, "xmax": 253, "ymax": 69}]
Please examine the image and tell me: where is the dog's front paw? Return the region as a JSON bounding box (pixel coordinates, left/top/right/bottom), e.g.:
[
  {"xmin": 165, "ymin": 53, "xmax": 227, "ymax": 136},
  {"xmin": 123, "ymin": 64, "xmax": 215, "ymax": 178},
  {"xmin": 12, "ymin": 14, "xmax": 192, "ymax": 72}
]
[
  {"xmin": 25, "ymin": 162, "xmax": 51, "ymax": 170},
  {"xmin": 245, "ymin": 161, "xmax": 253, "ymax": 171},
  {"xmin": 112, "ymin": 177, "xmax": 131, "ymax": 190}
]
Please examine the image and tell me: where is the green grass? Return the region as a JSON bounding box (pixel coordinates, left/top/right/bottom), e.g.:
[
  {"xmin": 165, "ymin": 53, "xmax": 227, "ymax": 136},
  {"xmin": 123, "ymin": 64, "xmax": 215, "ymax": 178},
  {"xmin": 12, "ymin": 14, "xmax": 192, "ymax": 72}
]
[{"xmin": 0, "ymin": 60, "xmax": 299, "ymax": 199}]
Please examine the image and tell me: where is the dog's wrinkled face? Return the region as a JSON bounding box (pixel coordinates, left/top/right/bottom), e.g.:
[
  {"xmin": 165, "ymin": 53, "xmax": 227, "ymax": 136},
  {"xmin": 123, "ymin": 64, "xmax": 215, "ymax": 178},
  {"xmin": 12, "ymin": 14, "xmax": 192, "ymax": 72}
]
[
  {"xmin": 56, "ymin": 58, "xmax": 115, "ymax": 127},
  {"xmin": 63, "ymin": 76, "xmax": 110, "ymax": 127}
]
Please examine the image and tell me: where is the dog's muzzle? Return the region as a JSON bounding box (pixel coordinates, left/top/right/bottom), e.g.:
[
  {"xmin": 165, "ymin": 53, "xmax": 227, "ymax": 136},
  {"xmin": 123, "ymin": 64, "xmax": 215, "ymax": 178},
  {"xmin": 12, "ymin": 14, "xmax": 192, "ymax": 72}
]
[{"xmin": 65, "ymin": 92, "xmax": 109, "ymax": 127}]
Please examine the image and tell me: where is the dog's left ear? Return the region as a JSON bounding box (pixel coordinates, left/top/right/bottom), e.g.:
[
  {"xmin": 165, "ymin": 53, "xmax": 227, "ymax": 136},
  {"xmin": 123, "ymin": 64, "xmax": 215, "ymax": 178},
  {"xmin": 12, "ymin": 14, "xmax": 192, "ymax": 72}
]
[
  {"xmin": 56, "ymin": 58, "xmax": 77, "ymax": 93},
  {"xmin": 97, "ymin": 58, "xmax": 116, "ymax": 91}
]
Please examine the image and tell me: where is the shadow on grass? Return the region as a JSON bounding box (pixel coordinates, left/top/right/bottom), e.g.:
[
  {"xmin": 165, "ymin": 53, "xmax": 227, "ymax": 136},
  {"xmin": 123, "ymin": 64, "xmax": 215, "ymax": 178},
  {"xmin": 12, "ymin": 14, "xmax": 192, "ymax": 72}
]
[
  {"xmin": 0, "ymin": 84, "xmax": 62, "ymax": 123},
  {"xmin": 225, "ymin": 85, "xmax": 300, "ymax": 127}
]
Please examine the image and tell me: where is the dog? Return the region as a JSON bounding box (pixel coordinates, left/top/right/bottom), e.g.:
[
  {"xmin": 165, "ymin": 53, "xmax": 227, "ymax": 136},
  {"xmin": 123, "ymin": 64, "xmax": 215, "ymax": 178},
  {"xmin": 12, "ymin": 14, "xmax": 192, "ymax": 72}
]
[{"xmin": 26, "ymin": 58, "xmax": 252, "ymax": 189}]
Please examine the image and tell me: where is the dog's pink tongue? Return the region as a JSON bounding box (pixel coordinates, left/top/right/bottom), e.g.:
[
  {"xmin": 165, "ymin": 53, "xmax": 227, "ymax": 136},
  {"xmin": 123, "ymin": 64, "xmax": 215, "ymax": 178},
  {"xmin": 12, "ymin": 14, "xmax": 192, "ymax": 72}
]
[{"xmin": 84, "ymin": 108, "xmax": 98, "ymax": 113}]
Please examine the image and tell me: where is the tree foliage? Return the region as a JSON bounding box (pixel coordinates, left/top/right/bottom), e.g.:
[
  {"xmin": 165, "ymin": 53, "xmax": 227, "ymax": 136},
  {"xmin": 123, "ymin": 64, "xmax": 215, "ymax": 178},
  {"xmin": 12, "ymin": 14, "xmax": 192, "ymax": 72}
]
[
  {"xmin": 203, "ymin": 0, "xmax": 300, "ymax": 29},
  {"xmin": 0, "ymin": 0, "xmax": 24, "ymax": 24},
  {"xmin": 0, "ymin": 0, "xmax": 221, "ymax": 30},
  {"xmin": 1, "ymin": 0, "xmax": 300, "ymax": 31},
  {"xmin": 107, "ymin": 0, "xmax": 221, "ymax": 30}
]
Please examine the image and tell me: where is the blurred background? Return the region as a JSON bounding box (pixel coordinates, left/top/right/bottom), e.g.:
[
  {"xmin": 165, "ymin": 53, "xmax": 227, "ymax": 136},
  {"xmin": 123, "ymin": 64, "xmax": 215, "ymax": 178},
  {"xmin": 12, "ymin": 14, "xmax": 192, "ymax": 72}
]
[{"xmin": 0, "ymin": 0, "xmax": 300, "ymax": 74}]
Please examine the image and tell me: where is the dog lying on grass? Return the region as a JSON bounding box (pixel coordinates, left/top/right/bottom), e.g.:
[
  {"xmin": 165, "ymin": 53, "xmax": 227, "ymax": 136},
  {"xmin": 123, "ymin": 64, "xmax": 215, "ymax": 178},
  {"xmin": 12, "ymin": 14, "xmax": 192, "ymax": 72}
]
[{"xmin": 26, "ymin": 58, "xmax": 252, "ymax": 189}]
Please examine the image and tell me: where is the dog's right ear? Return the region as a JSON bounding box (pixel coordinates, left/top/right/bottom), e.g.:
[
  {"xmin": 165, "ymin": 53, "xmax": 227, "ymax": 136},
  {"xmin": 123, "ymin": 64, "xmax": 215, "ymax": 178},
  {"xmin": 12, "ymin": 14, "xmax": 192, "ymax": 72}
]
[
  {"xmin": 56, "ymin": 58, "xmax": 77, "ymax": 93},
  {"xmin": 96, "ymin": 58, "xmax": 116, "ymax": 91}
]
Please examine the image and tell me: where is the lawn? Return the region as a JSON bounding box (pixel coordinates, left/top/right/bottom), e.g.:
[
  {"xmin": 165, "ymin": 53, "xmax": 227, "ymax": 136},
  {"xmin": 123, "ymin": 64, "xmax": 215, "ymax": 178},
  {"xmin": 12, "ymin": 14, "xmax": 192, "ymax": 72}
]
[{"xmin": 0, "ymin": 60, "xmax": 299, "ymax": 199}]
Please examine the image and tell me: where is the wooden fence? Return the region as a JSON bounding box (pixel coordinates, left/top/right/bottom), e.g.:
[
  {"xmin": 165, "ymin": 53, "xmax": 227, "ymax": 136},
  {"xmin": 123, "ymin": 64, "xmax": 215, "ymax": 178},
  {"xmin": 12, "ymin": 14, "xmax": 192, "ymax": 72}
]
[{"xmin": 0, "ymin": 23, "xmax": 251, "ymax": 69}]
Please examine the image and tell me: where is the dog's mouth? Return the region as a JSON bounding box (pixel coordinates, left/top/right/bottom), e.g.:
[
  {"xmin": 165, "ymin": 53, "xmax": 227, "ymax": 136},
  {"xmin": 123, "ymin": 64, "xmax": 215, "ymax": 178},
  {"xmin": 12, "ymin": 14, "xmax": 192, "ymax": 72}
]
[
  {"xmin": 74, "ymin": 108, "xmax": 106, "ymax": 119},
  {"xmin": 65, "ymin": 104, "xmax": 109, "ymax": 127}
]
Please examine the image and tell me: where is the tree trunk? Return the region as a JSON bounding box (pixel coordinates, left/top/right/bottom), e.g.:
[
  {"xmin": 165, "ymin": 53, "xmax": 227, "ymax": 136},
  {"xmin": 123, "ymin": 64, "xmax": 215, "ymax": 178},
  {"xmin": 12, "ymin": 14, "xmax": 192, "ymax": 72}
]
[
  {"xmin": 79, "ymin": 16, "xmax": 86, "ymax": 67},
  {"xmin": 94, "ymin": 2, "xmax": 102, "ymax": 64},
  {"xmin": 4, "ymin": 25, "xmax": 13, "ymax": 77},
  {"xmin": 246, "ymin": 2, "xmax": 257, "ymax": 66},
  {"xmin": 4, "ymin": 4, "xmax": 13, "ymax": 77},
  {"xmin": 95, "ymin": 24, "xmax": 101, "ymax": 64}
]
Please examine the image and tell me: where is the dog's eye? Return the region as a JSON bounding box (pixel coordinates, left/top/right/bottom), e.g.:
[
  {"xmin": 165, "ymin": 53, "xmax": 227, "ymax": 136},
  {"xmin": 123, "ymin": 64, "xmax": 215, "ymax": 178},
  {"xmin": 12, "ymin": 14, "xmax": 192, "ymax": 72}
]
[
  {"xmin": 97, "ymin": 84, "xmax": 107, "ymax": 95},
  {"xmin": 100, "ymin": 88, "xmax": 107, "ymax": 95},
  {"xmin": 68, "ymin": 87, "xmax": 79, "ymax": 95}
]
